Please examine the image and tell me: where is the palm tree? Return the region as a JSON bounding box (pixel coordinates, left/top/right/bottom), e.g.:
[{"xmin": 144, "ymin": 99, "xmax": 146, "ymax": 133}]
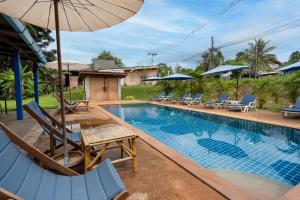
[
  {"xmin": 198, "ymin": 49, "xmax": 224, "ymax": 71},
  {"xmin": 245, "ymin": 39, "xmax": 278, "ymax": 77}
]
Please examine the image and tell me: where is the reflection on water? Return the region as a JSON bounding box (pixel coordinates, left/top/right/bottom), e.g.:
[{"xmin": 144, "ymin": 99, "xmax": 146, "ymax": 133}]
[
  {"xmin": 198, "ymin": 138, "xmax": 248, "ymax": 159},
  {"xmin": 103, "ymin": 103, "xmax": 300, "ymax": 186}
]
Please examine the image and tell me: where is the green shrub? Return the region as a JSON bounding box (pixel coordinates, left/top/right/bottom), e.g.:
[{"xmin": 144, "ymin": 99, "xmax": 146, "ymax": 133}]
[
  {"xmin": 124, "ymin": 95, "xmax": 136, "ymax": 100},
  {"xmin": 122, "ymin": 85, "xmax": 162, "ymax": 100}
]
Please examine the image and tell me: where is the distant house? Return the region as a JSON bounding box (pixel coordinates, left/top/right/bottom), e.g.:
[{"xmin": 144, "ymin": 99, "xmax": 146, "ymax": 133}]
[
  {"xmin": 123, "ymin": 66, "xmax": 159, "ymax": 86},
  {"xmin": 91, "ymin": 59, "xmax": 124, "ymax": 72},
  {"xmin": 79, "ymin": 59, "xmax": 127, "ymax": 102},
  {"xmin": 45, "ymin": 61, "xmax": 89, "ymax": 89}
]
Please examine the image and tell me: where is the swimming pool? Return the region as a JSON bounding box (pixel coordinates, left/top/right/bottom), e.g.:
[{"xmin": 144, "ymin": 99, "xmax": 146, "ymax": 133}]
[{"xmin": 103, "ymin": 103, "xmax": 300, "ymax": 186}]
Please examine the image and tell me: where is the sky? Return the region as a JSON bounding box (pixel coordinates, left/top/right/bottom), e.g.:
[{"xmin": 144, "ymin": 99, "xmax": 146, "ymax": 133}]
[{"xmin": 51, "ymin": 0, "xmax": 300, "ymax": 68}]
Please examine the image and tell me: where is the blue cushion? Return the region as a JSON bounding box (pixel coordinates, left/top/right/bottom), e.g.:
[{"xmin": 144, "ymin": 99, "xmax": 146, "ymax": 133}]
[
  {"xmin": 27, "ymin": 102, "xmax": 47, "ymax": 122},
  {"xmin": 85, "ymin": 170, "xmax": 108, "ymax": 200},
  {"xmin": 97, "ymin": 159, "xmax": 125, "ymax": 200},
  {"xmin": 282, "ymin": 108, "xmax": 300, "ymax": 113},
  {"xmin": 26, "ymin": 102, "xmax": 81, "ymax": 143},
  {"xmin": 295, "ymin": 96, "xmax": 300, "ymax": 109},
  {"xmin": 194, "ymin": 93, "xmax": 202, "ymax": 99},
  {"xmin": 0, "ymin": 128, "xmax": 125, "ymax": 200},
  {"xmin": 217, "ymin": 94, "xmax": 229, "ymax": 103},
  {"xmin": 241, "ymin": 95, "xmax": 256, "ymax": 105}
]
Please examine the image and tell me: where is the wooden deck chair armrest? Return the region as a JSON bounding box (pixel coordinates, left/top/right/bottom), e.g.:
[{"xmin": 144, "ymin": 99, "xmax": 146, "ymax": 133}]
[
  {"xmin": 0, "ymin": 187, "xmax": 23, "ymax": 200},
  {"xmin": 0, "ymin": 123, "xmax": 78, "ymax": 176},
  {"xmin": 114, "ymin": 191, "xmax": 129, "ymax": 200},
  {"xmin": 75, "ymin": 100, "xmax": 89, "ymax": 103}
]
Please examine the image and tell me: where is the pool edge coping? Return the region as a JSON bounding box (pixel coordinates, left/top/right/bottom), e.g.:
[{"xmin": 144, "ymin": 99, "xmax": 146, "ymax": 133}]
[
  {"xmin": 96, "ymin": 105, "xmax": 256, "ymax": 200},
  {"xmin": 150, "ymin": 101, "xmax": 300, "ymax": 130}
]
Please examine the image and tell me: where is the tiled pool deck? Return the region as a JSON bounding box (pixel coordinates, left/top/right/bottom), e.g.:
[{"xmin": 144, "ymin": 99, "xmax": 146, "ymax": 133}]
[{"xmin": 1, "ymin": 101, "xmax": 300, "ymax": 200}]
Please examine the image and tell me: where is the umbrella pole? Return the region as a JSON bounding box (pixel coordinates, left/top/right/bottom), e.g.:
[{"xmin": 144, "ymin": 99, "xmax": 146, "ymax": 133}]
[
  {"xmin": 67, "ymin": 63, "xmax": 72, "ymax": 102},
  {"xmin": 236, "ymin": 73, "xmax": 239, "ymax": 100},
  {"xmin": 54, "ymin": 0, "xmax": 69, "ymax": 165}
]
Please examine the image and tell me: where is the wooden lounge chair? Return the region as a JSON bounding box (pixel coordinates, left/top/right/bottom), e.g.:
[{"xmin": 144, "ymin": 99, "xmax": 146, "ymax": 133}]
[
  {"xmin": 23, "ymin": 101, "xmax": 81, "ymax": 156},
  {"xmin": 281, "ymin": 96, "xmax": 300, "ymax": 117},
  {"xmin": 204, "ymin": 94, "xmax": 230, "ymax": 109},
  {"xmin": 53, "ymin": 93, "xmax": 89, "ymax": 113},
  {"xmin": 0, "ymin": 122, "xmax": 129, "ymax": 200}
]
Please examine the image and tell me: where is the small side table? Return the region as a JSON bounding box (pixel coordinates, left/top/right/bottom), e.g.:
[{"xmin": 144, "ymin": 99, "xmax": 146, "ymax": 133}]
[
  {"xmin": 80, "ymin": 119, "xmax": 137, "ymax": 172},
  {"xmin": 225, "ymin": 100, "xmax": 240, "ymax": 107}
]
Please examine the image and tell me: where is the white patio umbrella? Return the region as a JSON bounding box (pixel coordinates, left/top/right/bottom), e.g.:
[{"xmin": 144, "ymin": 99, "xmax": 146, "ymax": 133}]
[{"xmin": 0, "ymin": 0, "xmax": 143, "ymax": 165}]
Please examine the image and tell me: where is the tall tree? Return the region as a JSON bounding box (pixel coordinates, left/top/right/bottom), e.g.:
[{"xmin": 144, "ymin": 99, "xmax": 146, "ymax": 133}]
[
  {"xmin": 283, "ymin": 51, "xmax": 300, "ymax": 66},
  {"xmin": 174, "ymin": 65, "xmax": 194, "ymax": 76},
  {"xmin": 245, "ymin": 39, "xmax": 278, "ymax": 75},
  {"xmin": 95, "ymin": 50, "xmax": 124, "ymax": 66},
  {"xmin": 197, "ymin": 49, "xmax": 224, "ymax": 71},
  {"xmin": 157, "ymin": 63, "xmax": 173, "ymax": 77}
]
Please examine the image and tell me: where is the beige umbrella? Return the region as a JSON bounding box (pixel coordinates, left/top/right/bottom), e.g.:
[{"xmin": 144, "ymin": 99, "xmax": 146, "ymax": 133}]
[{"xmin": 0, "ymin": 0, "xmax": 143, "ymax": 165}]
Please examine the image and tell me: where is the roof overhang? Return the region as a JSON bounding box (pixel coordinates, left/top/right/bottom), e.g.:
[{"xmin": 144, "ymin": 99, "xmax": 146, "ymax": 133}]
[
  {"xmin": 0, "ymin": 14, "xmax": 47, "ymax": 64},
  {"xmin": 79, "ymin": 70, "xmax": 128, "ymax": 79}
]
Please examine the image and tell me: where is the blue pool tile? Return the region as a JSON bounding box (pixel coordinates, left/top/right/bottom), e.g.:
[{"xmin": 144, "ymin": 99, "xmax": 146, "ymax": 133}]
[{"xmin": 104, "ymin": 103, "xmax": 300, "ymax": 186}]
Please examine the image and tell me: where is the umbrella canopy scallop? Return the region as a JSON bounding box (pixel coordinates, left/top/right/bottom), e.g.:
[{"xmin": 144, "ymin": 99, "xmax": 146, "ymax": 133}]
[
  {"xmin": 202, "ymin": 65, "xmax": 250, "ymax": 76},
  {"xmin": 143, "ymin": 76, "xmax": 161, "ymax": 81},
  {"xmin": 277, "ymin": 61, "xmax": 300, "ymax": 73},
  {"xmin": 162, "ymin": 73, "xmax": 193, "ymax": 81},
  {"xmin": 0, "ymin": 0, "xmax": 144, "ymax": 32}
]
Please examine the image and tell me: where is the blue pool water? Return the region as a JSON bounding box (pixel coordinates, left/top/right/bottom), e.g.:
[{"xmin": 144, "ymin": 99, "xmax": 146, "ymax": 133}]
[{"xmin": 103, "ymin": 103, "xmax": 300, "ymax": 186}]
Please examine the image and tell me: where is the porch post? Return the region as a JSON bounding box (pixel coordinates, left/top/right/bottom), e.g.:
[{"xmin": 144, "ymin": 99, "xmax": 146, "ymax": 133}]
[
  {"xmin": 33, "ymin": 64, "xmax": 39, "ymax": 104},
  {"xmin": 13, "ymin": 49, "xmax": 23, "ymax": 120}
]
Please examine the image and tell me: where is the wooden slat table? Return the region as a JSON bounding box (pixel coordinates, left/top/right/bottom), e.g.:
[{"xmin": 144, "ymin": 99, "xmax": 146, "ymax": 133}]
[{"xmin": 80, "ymin": 118, "xmax": 137, "ymax": 172}]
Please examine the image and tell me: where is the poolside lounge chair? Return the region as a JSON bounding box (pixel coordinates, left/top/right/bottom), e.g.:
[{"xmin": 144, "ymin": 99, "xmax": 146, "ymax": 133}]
[
  {"xmin": 281, "ymin": 96, "xmax": 300, "ymax": 117},
  {"xmin": 159, "ymin": 92, "xmax": 174, "ymax": 102},
  {"xmin": 24, "ymin": 101, "xmax": 81, "ymax": 156},
  {"xmin": 151, "ymin": 92, "xmax": 164, "ymax": 101},
  {"xmin": 228, "ymin": 95, "xmax": 257, "ymax": 112},
  {"xmin": 0, "ymin": 122, "xmax": 129, "ymax": 200},
  {"xmin": 176, "ymin": 92, "xmax": 191, "ymax": 103},
  {"xmin": 204, "ymin": 94, "xmax": 230, "ymax": 109},
  {"xmin": 53, "ymin": 93, "xmax": 89, "ymax": 113},
  {"xmin": 181, "ymin": 93, "xmax": 203, "ymax": 105}
]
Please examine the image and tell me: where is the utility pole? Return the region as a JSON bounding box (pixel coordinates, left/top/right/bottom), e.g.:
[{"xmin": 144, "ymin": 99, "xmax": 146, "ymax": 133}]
[
  {"xmin": 210, "ymin": 36, "xmax": 215, "ymax": 70},
  {"xmin": 255, "ymin": 39, "xmax": 258, "ymax": 78},
  {"xmin": 148, "ymin": 52, "xmax": 157, "ymax": 66}
]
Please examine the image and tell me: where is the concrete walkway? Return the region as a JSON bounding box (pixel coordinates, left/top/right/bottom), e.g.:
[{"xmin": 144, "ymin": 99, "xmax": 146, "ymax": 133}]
[{"xmin": 1, "ymin": 109, "xmax": 225, "ymax": 200}]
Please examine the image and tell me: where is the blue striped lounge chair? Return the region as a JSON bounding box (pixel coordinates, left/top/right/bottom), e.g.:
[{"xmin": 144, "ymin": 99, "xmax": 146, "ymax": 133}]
[
  {"xmin": 23, "ymin": 101, "xmax": 81, "ymax": 156},
  {"xmin": 160, "ymin": 92, "xmax": 174, "ymax": 102},
  {"xmin": 176, "ymin": 92, "xmax": 191, "ymax": 103},
  {"xmin": 181, "ymin": 93, "xmax": 203, "ymax": 105},
  {"xmin": 0, "ymin": 122, "xmax": 129, "ymax": 200},
  {"xmin": 228, "ymin": 95, "xmax": 257, "ymax": 112},
  {"xmin": 204, "ymin": 94, "xmax": 230, "ymax": 109},
  {"xmin": 281, "ymin": 96, "xmax": 300, "ymax": 117},
  {"xmin": 151, "ymin": 92, "xmax": 164, "ymax": 101}
]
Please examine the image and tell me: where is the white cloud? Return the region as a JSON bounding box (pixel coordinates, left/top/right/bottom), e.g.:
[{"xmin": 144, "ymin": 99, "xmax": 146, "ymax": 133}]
[{"xmin": 52, "ymin": 0, "xmax": 300, "ymax": 67}]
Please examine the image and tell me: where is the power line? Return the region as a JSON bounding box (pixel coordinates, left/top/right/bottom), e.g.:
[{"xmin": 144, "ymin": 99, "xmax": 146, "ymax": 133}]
[
  {"xmin": 180, "ymin": 16, "xmax": 300, "ymax": 62},
  {"xmin": 155, "ymin": 0, "xmax": 243, "ymax": 54}
]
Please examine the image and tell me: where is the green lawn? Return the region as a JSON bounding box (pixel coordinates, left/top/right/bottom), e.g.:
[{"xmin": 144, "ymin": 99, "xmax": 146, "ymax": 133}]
[
  {"xmin": 0, "ymin": 94, "xmax": 59, "ymax": 111},
  {"xmin": 121, "ymin": 85, "xmax": 162, "ymax": 100},
  {"xmin": 0, "ymin": 89, "xmax": 85, "ymax": 111}
]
